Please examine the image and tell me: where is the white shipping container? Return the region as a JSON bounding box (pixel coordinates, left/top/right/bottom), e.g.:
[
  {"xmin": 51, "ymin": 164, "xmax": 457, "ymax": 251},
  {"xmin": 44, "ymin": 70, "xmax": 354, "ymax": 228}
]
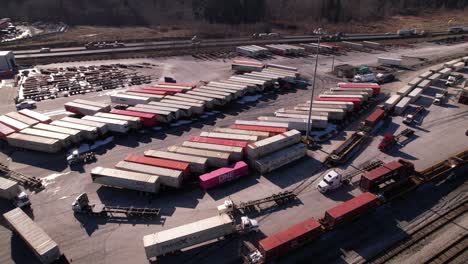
[
  {"xmin": 329, "ymin": 88, "xmax": 373, "ymax": 97},
  {"xmin": 136, "ymin": 104, "xmax": 183, "ymax": 120},
  {"xmin": 200, "ymin": 85, "xmax": 244, "ymax": 98},
  {"xmin": 144, "ymin": 150, "xmax": 208, "ymax": 173},
  {"xmin": 408, "ymin": 77, "xmax": 423, "ymax": 87},
  {"xmin": 234, "ymin": 120, "xmax": 288, "ymax": 128},
  {"xmin": 81, "ymin": 116, "xmax": 130, "ymax": 133},
  {"xmin": 3, "ymin": 208, "xmax": 61, "ymax": 264},
  {"xmin": 275, "ymin": 112, "xmax": 329, "ymax": 120},
  {"xmin": 417, "ymin": 79, "xmax": 431, "ymax": 89},
  {"xmin": 6, "ymin": 112, "xmax": 39, "ymax": 126},
  {"xmin": 143, "ymin": 214, "xmax": 234, "ymax": 259},
  {"xmin": 20, "ymin": 128, "xmax": 72, "ymax": 148},
  {"xmin": 307, "ymin": 101, "xmax": 354, "ymax": 112},
  {"xmin": 220, "ymin": 80, "xmax": 257, "ymax": 93},
  {"xmin": 428, "ymin": 72, "xmax": 442, "ymax": 82},
  {"xmin": 438, "ymin": 68, "xmax": 452, "ymax": 77},
  {"xmin": 408, "ymin": 88, "xmax": 423, "ymax": 103},
  {"xmin": 0, "ymin": 115, "xmax": 29, "ymax": 131},
  {"xmin": 257, "ymin": 116, "xmax": 328, "ymax": 130},
  {"xmin": 253, "ymin": 143, "xmax": 306, "ymax": 174},
  {"xmin": 115, "ymin": 161, "xmax": 183, "ymax": 188},
  {"xmin": 378, "ymin": 57, "xmax": 402, "ymax": 66},
  {"xmin": 34, "ymin": 123, "xmax": 82, "ymax": 143},
  {"xmin": 61, "ymin": 117, "xmax": 108, "ymax": 136},
  {"xmin": 453, "ymin": 62, "xmax": 465, "ymax": 71},
  {"xmin": 53, "ymin": 120, "xmax": 99, "ymax": 140},
  {"xmin": 64, "ymin": 102, "xmax": 102, "ymax": 116},
  {"xmin": 94, "ymin": 112, "xmax": 141, "ymax": 129},
  {"xmin": 18, "ymin": 109, "xmax": 51, "ymax": 123},
  {"xmin": 126, "ymin": 107, "xmax": 174, "ymax": 123},
  {"xmin": 91, "ymin": 167, "xmax": 160, "ymax": 194},
  {"xmin": 186, "ymin": 91, "xmax": 228, "ymax": 105},
  {"xmin": 397, "ymin": 85, "xmax": 415, "ymax": 96},
  {"xmin": 149, "ymin": 102, "xmax": 193, "ymax": 117},
  {"xmin": 324, "ymin": 91, "xmax": 370, "ymax": 101},
  {"xmin": 73, "ymin": 99, "xmax": 111, "ymax": 112},
  {"xmin": 7, "ymin": 133, "xmax": 62, "ymax": 153},
  {"xmin": 181, "ymin": 141, "xmax": 243, "ymax": 161},
  {"xmin": 124, "ymin": 92, "xmax": 164, "ymax": 102},
  {"xmin": 318, "ymin": 94, "xmax": 364, "ymax": 102},
  {"xmin": 195, "ymin": 87, "xmax": 237, "ymax": 99},
  {"xmin": 419, "ymin": 71, "xmax": 433, "ymax": 79},
  {"xmin": 199, "ymin": 132, "xmax": 259, "ymax": 142},
  {"xmin": 110, "ymin": 93, "xmax": 151, "ymax": 106},
  {"xmin": 164, "ymin": 95, "xmax": 205, "ymax": 105},
  {"xmin": 212, "ymin": 127, "xmax": 270, "ymax": 139},
  {"xmin": 276, "ymin": 108, "xmax": 344, "ymax": 120},
  {"xmin": 0, "ymin": 177, "xmax": 21, "ymax": 200},
  {"xmin": 384, "ymin": 94, "xmax": 403, "ymax": 110},
  {"xmin": 296, "ymin": 103, "xmax": 350, "ymax": 112},
  {"xmin": 247, "ymin": 130, "xmax": 301, "ymax": 160},
  {"xmin": 173, "ymin": 94, "xmax": 215, "ymax": 108},
  {"xmin": 167, "ymin": 146, "xmax": 232, "ymax": 167},
  {"xmin": 394, "ymin": 97, "xmax": 411, "ymax": 115},
  {"xmin": 160, "ymin": 99, "xmax": 204, "ymax": 115}
]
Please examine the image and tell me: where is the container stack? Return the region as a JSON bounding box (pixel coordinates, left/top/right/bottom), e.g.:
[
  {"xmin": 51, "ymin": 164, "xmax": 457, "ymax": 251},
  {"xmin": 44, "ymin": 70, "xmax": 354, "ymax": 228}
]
[
  {"xmin": 64, "ymin": 99, "xmax": 111, "ymax": 116},
  {"xmin": 236, "ymin": 45, "xmax": 270, "ymax": 57},
  {"xmin": 264, "ymin": 44, "xmax": 305, "ymax": 56}
]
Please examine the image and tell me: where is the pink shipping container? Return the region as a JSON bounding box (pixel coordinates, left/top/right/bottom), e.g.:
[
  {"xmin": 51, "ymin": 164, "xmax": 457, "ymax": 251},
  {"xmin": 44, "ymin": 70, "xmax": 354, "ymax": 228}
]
[
  {"xmin": 314, "ymin": 97, "xmax": 361, "ymax": 109},
  {"xmin": 337, "ymin": 83, "xmax": 381, "ymax": 96},
  {"xmin": 0, "ymin": 122, "xmax": 15, "ymax": 140},
  {"xmin": 199, "ymin": 161, "xmax": 248, "ymax": 190}
]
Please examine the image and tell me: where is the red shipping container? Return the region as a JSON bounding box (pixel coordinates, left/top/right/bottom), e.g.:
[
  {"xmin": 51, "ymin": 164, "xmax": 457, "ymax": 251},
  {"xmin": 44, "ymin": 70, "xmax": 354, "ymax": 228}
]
[
  {"xmin": 314, "ymin": 97, "xmax": 361, "ymax": 109},
  {"xmin": 189, "ymin": 136, "xmax": 249, "ymax": 154},
  {"xmin": 230, "ymin": 124, "xmax": 287, "ymax": 135},
  {"xmin": 110, "ymin": 109, "xmax": 157, "ymax": 127},
  {"xmin": 360, "ymin": 159, "xmax": 414, "ymax": 192},
  {"xmin": 143, "ymin": 87, "xmax": 183, "ymax": 94},
  {"xmin": 125, "ymin": 154, "xmax": 190, "ymax": 177},
  {"xmin": 127, "ymin": 89, "xmax": 169, "ymax": 96},
  {"xmin": 338, "ymin": 83, "xmax": 380, "ymax": 96},
  {"xmin": 363, "ymin": 108, "xmax": 386, "ymax": 127},
  {"xmin": 199, "ymin": 161, "xmax": 248, "ymax": 190},
  {"xmin": 323, "ymin": 192, "xmax": 379, "ymax": 228},
  {"xmin": 0, "ymin": 122, "xmax": 15, "ymax": 141},
  {"xmin": 259, "ymin": 218, "xmax": 322, "ymax": 260}
]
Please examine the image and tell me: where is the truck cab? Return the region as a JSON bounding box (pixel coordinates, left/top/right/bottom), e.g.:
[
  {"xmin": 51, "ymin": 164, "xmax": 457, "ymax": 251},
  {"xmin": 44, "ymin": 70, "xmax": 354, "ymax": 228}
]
[
  {"xmin": 72, "ymin": 192, "xmax": 91, "ymax": 213},
  {"xmin": 433, "ymin": 92, "xmax": 447, "ymax": 105},
  {"xmin": 13, "ymin": 191, "xmax": 31, "ymax": 208},
  {"xmin": 240, "ymin": 216, "xmax": 259, "ymax": 233},
  {"xmin": 378, "ymin": 134, "xmax": 396, "ymax": 151},
  {"xmin": 15, "ymin": 100, "xmax": 37, "ymax": 110},
  {"xmin": 317, "ymin": 170, "xmax": 343, "ymax": 193},
  {"xmin": 217, "ymin": 199, "xmax": 234, "ymax": 214},
  {"xmin": 403, "ymin": 114, "xmax": 414, "ymax": 125}
]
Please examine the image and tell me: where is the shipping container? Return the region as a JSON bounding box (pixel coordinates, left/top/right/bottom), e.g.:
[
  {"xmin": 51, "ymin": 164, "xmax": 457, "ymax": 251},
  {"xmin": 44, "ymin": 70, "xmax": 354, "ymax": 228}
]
[
  {"xmin": 34, "ymin": 123, "xmax": 82, "ymax": 143},
  {"xmin": 314, "ymin": 97, "xmax": 361, "ymax": 109},
  {"xmin": 363, "ymin": 108, "xmax": 386, "ymax": 128},
  {"xmin": 298, "ymin": 102, "xmax": 353, "ymax": 112},
  {"xmin": 416, "ymin": 79, "xmax": 431, "ymax": 89},
  {"xmin": 110, "ymin": 109, "xmax": 157, "ymax": 127},
  {"xmin": 7, "ymin": 133, "xmax": 62, "ymax": 153},
  {"xmin": 143, "ymin": 214, "xmax": 234, "ymax": 259},
  {"xmin": 144, "ymin": 150, "xmax": 208, "ymax": 173},
  {"xmin": 266, "ymin": 64, "xmax": 298, "ymax": 72},
  {"xmin": 322, "ymin": 192, "xmax": 379, "ymax": 228},
  {"xmin": 189, "ymin": 136, "xmax": 249, "ymax": 154},
  {"xmin": 207, "ymin": 81, "xmax": 248, "ymax": 91},
  {"xmin": 156, "ymin": 82, "xmax": 195, "ymax": 89},
  {"xmin": 228, "ymin": 76, "xmax": 266, "ymax": 90},
  {"xmin": 6, "ymin": 112, "xmax": 39, "ymax": 126},
  {"xmin": 428, "ymin": 73, "xmax": 442, "ymax": 82},
  {"xmin": 419, "ymin": 71, "xmax": 433, "ymax": 79},
  {"xmin": 21, "ymin": 128, "xmax": 72, "ymax": 148},
  {"xmin": 394, "ymin": 97, "xmax": 411, "ymax": 115},
  {"xmin": 186, "ymin": 91, "xmax": 229, "ymax": 105},
  {"xmin": 262, "ymin": 69, "xmax": 298, "ymax": 78},
  {"xmin": 18, "ymin": 109, "xmax": 52, "ymax": 124},
  {"xmin": 126, "ymin": 107, "xmax": 174, "ymax": 123},
  {"xmin": 172, "ymin": 94, "xmax": 215, "ymax": 108},
  {"xmin": 124, "ymin": 92, "xmax": 164, "ymax": 102},
  {"xmin": 438, "ymin": 68, "xmax": 452, "ymax": 78},
  {"xmin": 3, "ymin": 208, "xmax": 61, "ymax": 264},
  {"xmin": 115, "ymin": 161, "xmax": 183, "ymax": 188},
  {"xmin": 377, "ymin": 57, "xmax": 402, "ymax": 66},
  {"xmin": 281, "ymin": 107, "xmax": 346, "ymax": 120},
  {"xmin": 91, "ymin": 167, "xmax": 160, "ymax": 194},
  {"xmin": 52, "ymin": 120, "xmax": 99, "ymax": 140},
  {"xmin": 0, "ymin": 115, "xmax": 29, "ymax": 131},
  {"xmin": 0, "ymin": 122, "xmax": 15, "ymax": 140},
  {"xmin": 259, "ymin": 218, "xmax": 322, "ymax": 260},
  {"xmin": 73, "ymin": 99, "xmax": 111, "ymax": 112},
  {"xmin": 274, "ymin": 112, "xmax": 329, "ymax": 122},
  {"xmin": 234, "ymin": 120, "xmax": 289, "ymax": 129},
  {"xmin": 64, "ymin": 102, "xmax": 103, "ymax": 116},
  {"xmin": 82, "ymin": 116, "xmax": 130, "ymax": 133},
  {"xmin": 0, "ymin": 177, "xmax": 21, "ymax": 200},
  {"xmin": 167, "ymin": 146, "xmax": 232, "ymax": 167},
  {"xmin": 231, "ymin": 60, "xmax": 264, "ymax": 72},
  {"xmin": 256, "ymin": 116, "xmax": 328, "ymax": 130},
  {"xmin": 199, "ymin": 132, "xmax": 259, "ymax": 142},
  {"xmin": 199, "ymin": 161, "xmax": 249, "ymax": 190},
  {"xmin": 452, "ymin": 62, "xmax": 465, "ymax": 71},
  {"xmin": 110, "ymin": 93, "xmax": 151, "ymax": 106},
  {"xmin": 247, "ymin": 130, "xmax": 301, "ymax": 160},
  {"xmin": 143, "ymin": 86, "xmax": 183, "ymax": 94},
  {"xmin": 199, "ymin": 85, "xmax": 243, "ymax": 98},
  {"xmin": 337, "ymin": 83, "xmax": 380, "ymax": 96},
  {"xmin": 127, "ymin": 89, "xmax": 170, "ymax": 96},
  {"xmin": 212, "ymin": 127, "xmax": 270, "ymax": 139},
  {"xmin": 61, "ymin": 117, "xmax": 108, "ymax": 136},
  {"xmin": 125, "ymin": 154, "xmax": 190, "ymax": 178},
  {"xmin": 94, "ymin": 112, "xmax": 142, "ymax": 129},
  {"xmin": 221, "ymin": 80, "xmax": 257, "ymax": 93},
  {"xmin": 330, "ymin": 88, "xmax": 374, "ymax": 97},
  {"xmin": 149, "ymin": 102, "xmax": 193, "ymax": 117},
  {"xmin": 160, "ymin": 99, "xmax": 204, "ymax": 115},
  {"xmin": 253, "ymin": 143, "xmax": 305, "ymax": 174},
  {"xmin": 196, "ymin": 87, "xmax": 237, "ymax": 99},
  {"xmin": 397, "ymin": 85, "xmax": 414, "ymax": 96},
  {"xmin": 319, "ymin": 94, "xmax": 364, "ymax": 102},
  {"xmin": 360, "ymin": 159, "xmax": 414, "ymax": 192},
  {"xmin": 164, "ymin": 95, "xmax": 205, "ymax": 105},
  {"xmin": 384, "ymin": 94, "xmax": 402, "ymax": 111},
  {"xmin": 408, "ymin": 88, "xmax": 423, "ymax": 103},
  {"xmin": 230, "ymin": 124, "xmax": 288, "ymax": 136},
  {"xmin": 325, "ymin": 91, "xmax": 370, "ymax": 101},
  {"xmin": 182, "ymin": 141, "xmax": 243, "ymax": 161}
]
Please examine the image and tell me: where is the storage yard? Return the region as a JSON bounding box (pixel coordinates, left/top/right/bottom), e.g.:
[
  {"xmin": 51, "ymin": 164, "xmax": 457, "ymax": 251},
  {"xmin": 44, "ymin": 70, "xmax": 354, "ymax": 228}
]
[{"xmin": 0, "ymin": 29, "xmax": 467, "ymax": 264}]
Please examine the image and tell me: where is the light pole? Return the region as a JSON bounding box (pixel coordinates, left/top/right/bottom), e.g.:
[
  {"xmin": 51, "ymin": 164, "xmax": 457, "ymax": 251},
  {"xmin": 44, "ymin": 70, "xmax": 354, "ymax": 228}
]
[{"xmin": 305, "ymin": 37, "xmax": 321, "ymax": 144}]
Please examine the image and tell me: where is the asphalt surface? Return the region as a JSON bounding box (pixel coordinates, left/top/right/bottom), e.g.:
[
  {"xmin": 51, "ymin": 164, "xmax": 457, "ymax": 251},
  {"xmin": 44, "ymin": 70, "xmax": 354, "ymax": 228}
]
[{"xmin": 0, "ymin": 41, "xmax": 467, "ymax": 264}]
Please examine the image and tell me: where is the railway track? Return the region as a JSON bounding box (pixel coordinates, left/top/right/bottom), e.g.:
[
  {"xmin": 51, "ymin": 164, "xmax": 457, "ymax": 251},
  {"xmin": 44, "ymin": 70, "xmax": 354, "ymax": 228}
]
[
  {"xmin": 368, "ymin": 201, "xmax": 467, "ymax": 264},
  {"xmin": 424, "ymin": 234, "xmax": 467, "ymax": 264}
]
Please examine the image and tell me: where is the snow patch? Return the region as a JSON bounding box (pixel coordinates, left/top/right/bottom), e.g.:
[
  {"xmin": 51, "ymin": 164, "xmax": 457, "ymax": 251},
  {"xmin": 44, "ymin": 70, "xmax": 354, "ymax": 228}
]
[{"xmin": 42, "ymin": 172, "xmax": 71, "ymax": 186}]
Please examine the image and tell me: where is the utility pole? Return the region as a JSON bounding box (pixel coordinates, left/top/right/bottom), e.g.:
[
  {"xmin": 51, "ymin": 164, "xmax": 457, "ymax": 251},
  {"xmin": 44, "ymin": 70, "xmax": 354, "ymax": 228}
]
[{"xmin": 305, "ymin": 37, "xmax": 321, "ymax": 145}]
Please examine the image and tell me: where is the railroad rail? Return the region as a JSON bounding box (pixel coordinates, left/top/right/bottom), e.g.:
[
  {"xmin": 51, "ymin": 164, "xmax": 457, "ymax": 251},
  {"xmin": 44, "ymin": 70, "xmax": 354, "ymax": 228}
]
[
  {"xmin": 236, "ymin": 191, "xmax": 297, "ymax": 213},
  {"xmin": 424, "ymin": 234, "xmax": 467, "ymax": 264},
  {"xmin": 368, "ymin": 201, "xmax": 467, "ymax": 264},
  {"xmin": 0, "ymin": 163, "xmax": 43, "ymax": 191}
]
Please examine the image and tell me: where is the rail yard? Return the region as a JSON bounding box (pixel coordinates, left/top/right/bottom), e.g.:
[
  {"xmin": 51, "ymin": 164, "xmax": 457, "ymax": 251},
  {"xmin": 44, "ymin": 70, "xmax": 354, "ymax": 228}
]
[{"xmin": 0, "ymin": 27, "xmax": 467, "ymax": 264}]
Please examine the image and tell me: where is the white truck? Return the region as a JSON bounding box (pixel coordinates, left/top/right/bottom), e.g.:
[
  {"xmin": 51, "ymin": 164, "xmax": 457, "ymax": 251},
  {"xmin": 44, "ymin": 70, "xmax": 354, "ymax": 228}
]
[
  {"xmin": 316, "ymin": 170, "xmax": 346, "ymax": 193},
  {"xmin": 433, "ymin": 92, "xmax": 448, "ymax": 105},
  {"xmin": 0, "ymin": 177, "xmax": 31, "ymax": 207}
]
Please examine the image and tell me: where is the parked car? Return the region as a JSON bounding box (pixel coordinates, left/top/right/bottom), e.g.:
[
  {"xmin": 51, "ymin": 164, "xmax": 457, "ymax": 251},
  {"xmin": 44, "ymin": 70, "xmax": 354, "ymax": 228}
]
[{"xmin": 15, "ymin": 100, "xmax": 37, "ymax": 110}]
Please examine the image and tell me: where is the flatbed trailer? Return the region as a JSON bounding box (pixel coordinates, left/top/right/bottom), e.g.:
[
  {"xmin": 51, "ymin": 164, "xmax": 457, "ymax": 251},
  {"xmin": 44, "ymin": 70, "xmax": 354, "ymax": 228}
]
[
  {"xmin": 325, "ymin": 131, "xmax": 368, "ymax": 166},
  {"xmin": 218, "ymin": 191, "xmax": 298, "ymax": 215},
  {"xmin": 0, "ymin": 163, "xmax": 43, "ymax": 190}
]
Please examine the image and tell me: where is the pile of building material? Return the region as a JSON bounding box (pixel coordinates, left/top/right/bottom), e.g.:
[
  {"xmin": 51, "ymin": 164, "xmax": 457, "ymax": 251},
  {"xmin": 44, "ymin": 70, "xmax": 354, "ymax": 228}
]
[
  {"xmin": 236, "ymin": 45, "xmax": 270, "ymax": 57},
  {"xmin": 64, "ymin": 99, "xmax": 111, "ymax": 116}
]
